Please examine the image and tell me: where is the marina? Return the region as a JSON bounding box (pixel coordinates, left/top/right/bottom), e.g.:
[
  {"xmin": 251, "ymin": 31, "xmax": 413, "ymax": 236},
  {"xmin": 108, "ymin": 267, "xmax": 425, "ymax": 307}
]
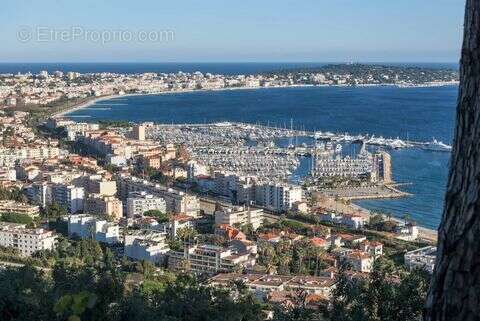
[
  {"xmin": 147, "ymin": 121, "xmax": 452, "ymax": 154},
  {"xmin": 67, "ymin": 84, "xmax": 456, "ymax": 229}
]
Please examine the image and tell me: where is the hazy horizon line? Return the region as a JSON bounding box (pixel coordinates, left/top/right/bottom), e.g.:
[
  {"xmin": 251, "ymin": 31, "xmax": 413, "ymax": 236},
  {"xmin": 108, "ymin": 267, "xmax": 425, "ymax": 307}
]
[{"xmin": 0, "ymin": 61, "xmax": 459, "ymax": 64}]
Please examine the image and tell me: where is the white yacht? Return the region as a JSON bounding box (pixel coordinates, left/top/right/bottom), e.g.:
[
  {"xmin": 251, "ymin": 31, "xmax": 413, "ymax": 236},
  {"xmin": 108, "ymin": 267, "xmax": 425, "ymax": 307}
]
[{"xmin": 421, "ymin": 139, "xmax": 452, "ymax": 152}]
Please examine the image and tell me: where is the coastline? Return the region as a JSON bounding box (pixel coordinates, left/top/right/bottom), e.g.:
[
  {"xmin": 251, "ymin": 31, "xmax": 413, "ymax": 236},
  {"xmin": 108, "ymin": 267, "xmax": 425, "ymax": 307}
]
[
  {"xmin": 57, "ymin": 81, "xmax": 459, "ymax": 118},
  {"xmin": 349, "ymin": 201, "xmax": 438, "ymax": 243},
  {"xmin": 57, "ymin": 84, "xmax": 445, "ymax": 240},
  {"xmin": 315, "ymin": 193, "xmax": 438, "ymax": 243}
]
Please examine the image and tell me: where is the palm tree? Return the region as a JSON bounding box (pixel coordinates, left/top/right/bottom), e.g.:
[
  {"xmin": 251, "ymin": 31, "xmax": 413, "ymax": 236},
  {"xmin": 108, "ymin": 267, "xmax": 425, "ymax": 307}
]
[
  {"xmin": 312, "ymin": 247, "xmax": 325, "ymax": 276},
  {"xmin": 260, "ymin": 243, "xmax": 277, "ymax": 274},
  {"xmin": 176, "ymin": 227, "xmax": 197, "ymax": 244},
  {"xmin": 277, "ymin": 253, "xmax": 292, "ymax": 275},
  {"xmin": 294, "ymin": 244, "xmax": 307, "ymax": 274}
]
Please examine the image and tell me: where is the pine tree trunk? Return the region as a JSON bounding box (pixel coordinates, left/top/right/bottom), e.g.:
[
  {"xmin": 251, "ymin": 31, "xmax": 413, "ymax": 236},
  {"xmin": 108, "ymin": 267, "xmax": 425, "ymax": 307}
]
[{"xmin": 425, "ymin": 1, "xmax": 480, "ymax": 320}]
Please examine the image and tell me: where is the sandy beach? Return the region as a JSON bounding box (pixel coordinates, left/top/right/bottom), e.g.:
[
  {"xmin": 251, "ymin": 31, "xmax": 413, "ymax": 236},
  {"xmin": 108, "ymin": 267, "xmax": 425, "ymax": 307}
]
[{"xmin": 313, "ymin": 193, "xmax": 438, "ymax": 243}]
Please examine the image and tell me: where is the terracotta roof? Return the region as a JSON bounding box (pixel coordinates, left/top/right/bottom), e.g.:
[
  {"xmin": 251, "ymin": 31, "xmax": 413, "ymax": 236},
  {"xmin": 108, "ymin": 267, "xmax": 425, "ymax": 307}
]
[
  {"xmin": 310, "ymin": 237, "xmax": 328, "ymax": 247},
  {"xmin": 171, "ymin": 214, "xmax": 194, "ymax": 222}
]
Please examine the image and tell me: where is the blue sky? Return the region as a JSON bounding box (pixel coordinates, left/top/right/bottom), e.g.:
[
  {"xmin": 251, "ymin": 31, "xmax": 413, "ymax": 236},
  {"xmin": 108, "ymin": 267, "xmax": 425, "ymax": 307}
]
[{"xmin": 0, "ymin": 0, "xmax": 465, "ymax": 62}]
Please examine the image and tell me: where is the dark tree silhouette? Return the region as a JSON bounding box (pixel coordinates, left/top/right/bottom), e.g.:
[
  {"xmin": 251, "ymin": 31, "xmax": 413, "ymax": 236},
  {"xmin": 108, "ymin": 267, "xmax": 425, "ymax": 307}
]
[{"xmin": 425, "ymin": 1, "xmax": 480, "ymax": 320}]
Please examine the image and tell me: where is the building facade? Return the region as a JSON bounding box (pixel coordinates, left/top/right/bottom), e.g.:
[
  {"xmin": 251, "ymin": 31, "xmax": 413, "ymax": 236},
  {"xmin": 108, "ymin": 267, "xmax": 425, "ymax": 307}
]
[
  {"xmin": 214, "ymin": 206, "xmax": 264, "ymax": 230},
  {"xmin": 0, "ymin": 222, "xmax": 57, "ymax": 256},
  {"xmin": 126, "ymin": 191, "xmax": 167, "ymax": 217},
  {"xmin": 124, "ymin": 230, "xmax": 170, "ymax": 264},
  {"xmin": 85, "ymin": 194, "xmax": 123, "ymax": 220},
  {"xmin": 67, "ymin": 214, "xmax": 120, "ymax": 244},
  {"xmin": 51, "ymin": 184, "xmax": 85, "ymax": 214},
  {"xmin": 168, "ymin": 244, "xmax": 256, "ymax": 274}
]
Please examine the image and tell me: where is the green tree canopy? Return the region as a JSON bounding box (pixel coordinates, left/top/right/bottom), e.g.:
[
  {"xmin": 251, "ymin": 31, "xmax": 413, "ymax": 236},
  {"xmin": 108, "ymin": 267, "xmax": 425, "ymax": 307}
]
[{"xmin": 143, "ymin": 210, "xmax": 169, "ymax": 223}]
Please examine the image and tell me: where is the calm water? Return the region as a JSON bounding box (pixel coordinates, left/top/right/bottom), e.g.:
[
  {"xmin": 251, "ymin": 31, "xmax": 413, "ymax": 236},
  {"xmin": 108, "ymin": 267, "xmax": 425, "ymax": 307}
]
[
  {"xmin": 0, "ymin": 62, "xmax": 458, "ymax": 75},
  {"xmin": 68, "ymin": 85, "xmax": 458, "ymax": 229}
]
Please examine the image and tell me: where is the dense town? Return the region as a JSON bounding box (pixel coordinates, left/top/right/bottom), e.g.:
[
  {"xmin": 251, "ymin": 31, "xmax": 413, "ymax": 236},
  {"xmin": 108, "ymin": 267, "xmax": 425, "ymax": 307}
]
[
  {"xmin": 0, "ymin": 64, "xmax": 458, "ymax": 109},
  {"xmin": 0, "ymin": 96, "xmax": 437, "ymax": 319}
]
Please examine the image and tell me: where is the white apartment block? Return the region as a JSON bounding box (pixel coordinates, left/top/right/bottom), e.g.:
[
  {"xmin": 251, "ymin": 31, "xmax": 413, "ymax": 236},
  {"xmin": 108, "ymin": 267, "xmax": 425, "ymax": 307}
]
[
  {"xmin": 404, "ymin": 246, "xmax": 436, "ymax": 274},
  {"xmin": 212, "ymin": 172, "xmax": 236, "ymax": 198},
  {"xmin": 212, "ymin": 172, "xmax": 256, "ymax": 201},
  {"xmin": 159, "ymin": 214, "xmax": 196, "ymax": 238},
  {"xmin": 65, "ymin": 122, "xmax": 100, "ymax": 141},
  {"xmin": 67, "ymin": 214, "xmax": 120, "ymax": 244},
  {"xmin": 25, "ymin": 146, "xmax": 60, "ymax": 159},
  {"xmin": 116, "ymin": 175, "xmax": 200, "ymax": 216},
  {"xmin": 46, "ymin": 118, "xmax": 74, "ymax": 130},
  {"xmin": 2, "ymin": 146, "xmax": 61, "ymax": 161},
  {"xmin": 51, "ymin": 184, "xmax": 85, "ymax": 214},
  {"xmin": 168, "ymin": 244, "xmax": 256, "ymax": 274},
  {"xmin": 341, "ymin": 214, "xmax": 366, "ymax": 230},
  {"xmin": 340, "ymin": 250, "xmax": 374, "ymax": 273},
  {"xmin": 106, "ymin": 154, "xmax": 127, "ymax": 167},
  {"xmin": 0, "ymin": 200, "xmax": 40, "ymax": 217},
  {"xmin": 126, "ymin": 191, "xmax": 166, "ymax": 217},
  {"xmin": 124, "ymin": 230, "xmax": 170, "ymax": 264},
  {"xmin": 215, "ymin": 206, "xmax": 264, "ymax": 230},
  {"xmin": 255, "ymin": 182, "xmax": 302, "ymax": 212},
  {"xmin": 0, "ymin": 222, "xmax": 57, "ymax": 256}
]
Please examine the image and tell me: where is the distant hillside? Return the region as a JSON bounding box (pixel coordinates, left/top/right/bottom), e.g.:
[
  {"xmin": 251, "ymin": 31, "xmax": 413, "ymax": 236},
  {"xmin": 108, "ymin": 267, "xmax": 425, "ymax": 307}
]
[{"xmin": 266, "ymin": 63, "xmax": 459, "ymax": 85}]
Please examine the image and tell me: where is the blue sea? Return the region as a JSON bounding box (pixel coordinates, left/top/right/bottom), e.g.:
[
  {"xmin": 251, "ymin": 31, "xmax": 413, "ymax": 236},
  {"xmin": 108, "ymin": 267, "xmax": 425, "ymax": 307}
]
[
  {"xmin": 0, "ymin": 62, "xmax": 457, "ymax": 75},
  {"xmin": 1, "ymin": 62, "xmax": 456, "ymax": 230}
]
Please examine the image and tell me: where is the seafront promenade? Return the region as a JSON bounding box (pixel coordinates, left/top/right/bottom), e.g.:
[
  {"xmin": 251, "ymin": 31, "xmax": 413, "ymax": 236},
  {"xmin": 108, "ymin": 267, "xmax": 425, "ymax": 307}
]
[
  {"xmin": 314, "ymin": 194, "xmax": 438, "ymax": 242},
  {"xmin": 320, "ymin": 185, "xmax": 411, "ymax": 201}
]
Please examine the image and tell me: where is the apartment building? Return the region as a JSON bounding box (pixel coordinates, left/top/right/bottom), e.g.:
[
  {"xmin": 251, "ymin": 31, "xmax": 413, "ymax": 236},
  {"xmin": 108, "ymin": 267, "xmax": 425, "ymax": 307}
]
[
  {"xmin": 404, "ymin": 246, "xmax": 436, "ymax": 274},
  {"xmin": 67, "ymin": 214, "xmax": 120, "ymax": 244},
  {"xmin": 85, "ymin": 194, "xmax": 123, "ymax": 220},
  {"xmin": 340, "ymin": 250, "xmax": 374, "ymax": 273},
  {"xmin": 126, "ymin": 191, "xmax": 166, "ymax": 217},
  {"xmin": 64, "ymin": 122, "xmax": 100, "ymax": 141},
  {"xmin": 373, "ymin": 151, "xmax": 392, "ymax": 183},
  {"xmin": 51, "ymin": 184, "xmax": 85, "ymax": 214},
  {"xmin": 186, "ymin": 160, "xmax": 209, "ymax": 180},
  {"xmin": 132, "ymin": 124, "xmax": 146, "ymax": 141},
  {"xmin": 255, "ymin": 182, "xmax": 302, "ymax": 212},
  {"xmin": 214, "ymin": 206, "xmax": 264, "ymax": 230},
  {"xmin": 86, "ymin": 177, "xmax": 117, "ymax": 196},
  {"xmin": 24, "ymin": 181, "xmax": 50, "ymax": 207},
  {"xmin": 165, "ymin": 214, "xmax": 195, "ymax": 238},
  {"xmin": 0, "ymin": 200, "xmax": 40, "ymax": 218},
  {"xmin": 168, "ymin": 244, "xmax": 256, "ymax": 274},
  {"xmin": 0, "ymin": 222, "xmax": 57, "ymax": 256},
  {"xmin": 359, "ymin": 240, "xmax": 384, "ymax": 258},
  {"xmin": 116, "ymin": 175, "xmax": 200, "ymax": 216},
  {"xmin": 341, "ymin": 214, "xmax": 366, "ymax": 230},
  {"xmin": 19, "ymin": 146, "xmax": 60, "ymax": 160},
  {"xmin": 124, "ymin": 230, "xmax": 170, "ymax": 264}
]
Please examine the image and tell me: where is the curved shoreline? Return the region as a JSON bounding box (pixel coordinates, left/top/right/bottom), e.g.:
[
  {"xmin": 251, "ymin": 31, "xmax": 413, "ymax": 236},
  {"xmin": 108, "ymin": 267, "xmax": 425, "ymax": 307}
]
[
  {"xmin": 58, "ymin": 84, "xmax": 446, "ymax": 240},
  {"xmin": 58, "ymin": 82, "xmax": 459, "ymax": 118}
]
